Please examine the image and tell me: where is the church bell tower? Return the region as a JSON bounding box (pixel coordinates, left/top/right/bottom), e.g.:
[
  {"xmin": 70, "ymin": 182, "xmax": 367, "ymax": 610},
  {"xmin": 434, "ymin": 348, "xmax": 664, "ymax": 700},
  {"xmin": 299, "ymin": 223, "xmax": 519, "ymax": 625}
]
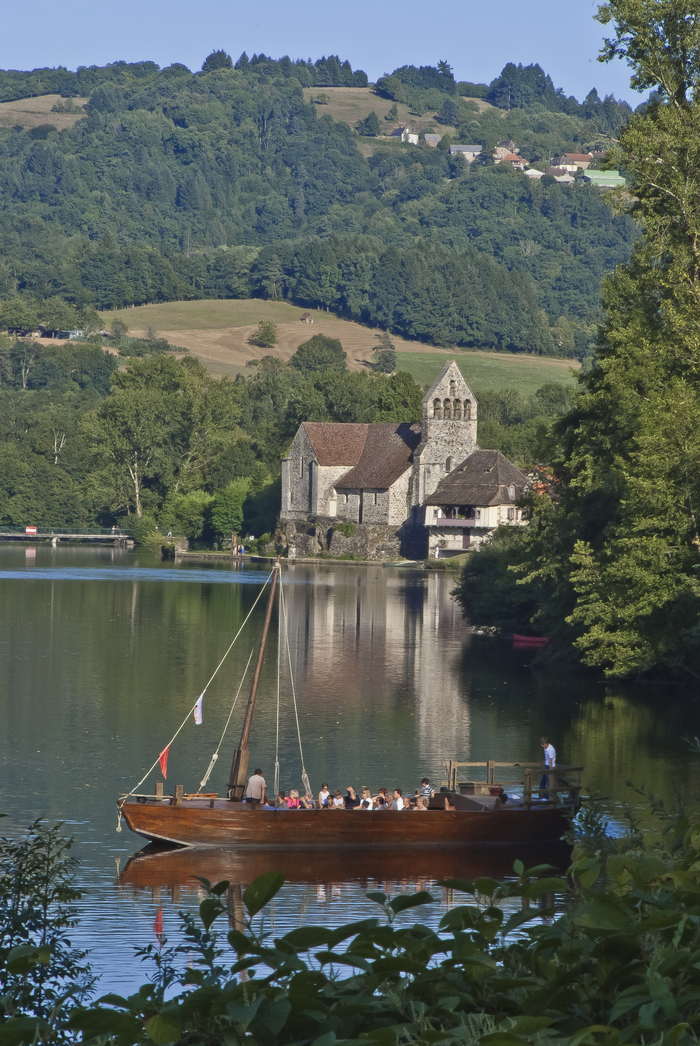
[{"xmin": 411, "ymin": 360, "xmax": 478, "ymax": 508}]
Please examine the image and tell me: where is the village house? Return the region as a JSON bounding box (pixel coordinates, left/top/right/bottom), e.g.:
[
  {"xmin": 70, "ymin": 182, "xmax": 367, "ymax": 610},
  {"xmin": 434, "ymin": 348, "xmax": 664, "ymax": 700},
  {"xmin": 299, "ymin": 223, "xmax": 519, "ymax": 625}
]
[
  {"xmin": 449, "ymin": 144, "xmax": 482, "ymax": 162},
  {"xmin": 424, "ymin": 450, "xmax": 529, "ymax": 557},
  {"xmin": 553, "ymin": 152, "xmax": 593, "ymax": 172},
  {"xmin": 281, "ymin": 361, "xmax": 480, "ymax": 556},
  {"xmin": 495, "ymin": 151, "xmax": 528, "ymax": 171},
  {"xmin": 300, "ymin": 311, "xmax": 314, "ymax": 324},
  {"xmin": 391, "ymin": 126, "xmax": 419, "ymax": 144},
  {"xmin": 494, "ymin": 139, "xmax": 519, "ymax": 159}
]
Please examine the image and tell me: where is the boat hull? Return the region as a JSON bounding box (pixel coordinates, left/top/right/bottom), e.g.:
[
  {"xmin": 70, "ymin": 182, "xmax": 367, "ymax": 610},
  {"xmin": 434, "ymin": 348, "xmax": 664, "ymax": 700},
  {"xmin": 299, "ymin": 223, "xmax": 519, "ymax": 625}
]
[{"xmin": 121, "ymin": 801, "xmax": 569, "ymax": 849}]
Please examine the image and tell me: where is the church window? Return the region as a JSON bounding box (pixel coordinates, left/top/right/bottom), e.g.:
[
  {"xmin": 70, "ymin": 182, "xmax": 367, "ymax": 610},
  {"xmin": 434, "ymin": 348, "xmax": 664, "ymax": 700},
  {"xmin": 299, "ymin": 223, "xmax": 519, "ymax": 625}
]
[
  {"xmin": 449, "ymin": 380, "xmax": 456, "ymax": 396},
  {"xmin": 445, "ymin": 456, "xmax": 453, "ymax": 473},
  {"xmin": 464, "ymin": 400, "xmax": 472, "ymax": 420},
  {"xmin": 453, "ymin": 399, "xmax": 462, "ymax": 419},
  {"xmin": 433, "ymin": 398, "xmax": 442, "ymax": 418},
  {"xmin": 299, "ymin": 457, "xmax": 304, "ymax": 478},
  {"xmin": 373, "ymin": 493, "xmax": 378, "ymax": 505},
  {"xmin": 443, "ymin": 398, "xmax": 452, "ymax": 419}
]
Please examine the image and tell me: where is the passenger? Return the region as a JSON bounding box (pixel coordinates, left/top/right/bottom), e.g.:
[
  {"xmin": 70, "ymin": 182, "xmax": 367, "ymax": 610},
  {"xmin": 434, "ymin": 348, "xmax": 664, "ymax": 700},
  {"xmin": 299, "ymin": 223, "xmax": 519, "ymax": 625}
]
[
  {"xmin": 390, "ymin": 788, "xmax": 404, "ymax": 811},
  {"xmin": 419, "ymin": 778, "xmax": 434, "ymax": 801},
  {"xmin": 359, "ymin": 787, "xmax": 374, "ymax": 810},
  {"xmin": 331, "ymin": 790, "xmax": 345, "ymax": 809},
  {"xmin": 287, "ymin": 789, "xmax": 301, "ymax": 809},
  {"xmin": 318, "ymin": 783, "xmax": 330, "ymax": 808},
  {"xmin": 414, "ymin": 797, "xmax": 429, "ymax": 811},
  {"xmin": 374, "ymin": 787, "xmax": 389, "ymax": 804},
  {"xmin": 244, "ymin": 768, "xmax": 266, "ymax": 807},
  {"xmin": 345, "ymin": 786, "xmax": 360, "ymax": 809},
  {"xmin": 275, "ymin": 790, "xmax": 288, "ymax": 809},
  {"xmin": 300, "ymin": 793, "xmax": 315, "ymax": 809},
  {"xmin": 375, "ymin": 796, "xmax": 389, "ymax": 810},
  {"xmin": 444, "ymin": 796, "xmax": 456, "ymax": 811}
]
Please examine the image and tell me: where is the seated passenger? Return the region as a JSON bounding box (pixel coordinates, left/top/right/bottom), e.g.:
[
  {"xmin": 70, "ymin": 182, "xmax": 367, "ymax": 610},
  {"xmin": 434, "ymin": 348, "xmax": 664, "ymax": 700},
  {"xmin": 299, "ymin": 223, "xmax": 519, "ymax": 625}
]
[
  {"xmin": 275, "ymin": 790, "xmax": 288, "ymax": 809},
  {"xmin": 419, "ymin": 777, "xmax": 435, "ymax": 801},
  {"xmin": 359, "ymin": 787, "xmax": 374, "ymax": 810},
  {"xmin": 331, "ymin": 790, "xmax": 345, "ymax": 809},
  {"xmin": 444, "ymin": 796, "xmax": 456, "ymax": 811},
  {"xmin": 345, "ymin": 786, "xmax": 360, "ymax": 809},
  {"xmin": 318, "ymin": 784, "xmax": 330, "ymax": 808},
  {"xmin": 414, "ymin": 797, "xmax": 429, "ymax": 811},
  {"xmin": 287, "ymin": 789, "xmax": 301, "ymax": 809},
  {"xmin": 299, "ymin": 793, "xmax": 315, "ymax": 809},
  {"xmin": 390, "ymin": 788, "xmax": 404, "ymax": 810},
  {"xmin": 375, "ymin": 796, "xmax": 389, "ymax": 810},
  {"xmin": 374, "ymin": 787, "xmax": 389, "ymax": 805}
]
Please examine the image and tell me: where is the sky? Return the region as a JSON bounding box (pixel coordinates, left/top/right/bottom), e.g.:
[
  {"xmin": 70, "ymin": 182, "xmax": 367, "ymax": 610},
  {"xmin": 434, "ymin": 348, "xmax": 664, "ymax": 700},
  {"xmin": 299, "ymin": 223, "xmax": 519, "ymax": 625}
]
[{"xmin": 1, "ymin": 0, "xmax": 639, "ymax": 105}]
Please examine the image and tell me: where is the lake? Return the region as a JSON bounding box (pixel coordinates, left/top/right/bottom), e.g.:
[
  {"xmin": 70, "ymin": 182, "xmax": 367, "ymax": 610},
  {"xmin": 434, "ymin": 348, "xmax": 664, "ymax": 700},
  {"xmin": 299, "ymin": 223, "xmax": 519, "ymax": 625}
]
[{"xmin": 0, "ymin": 543, "xmax": 696, "ymax": 992}]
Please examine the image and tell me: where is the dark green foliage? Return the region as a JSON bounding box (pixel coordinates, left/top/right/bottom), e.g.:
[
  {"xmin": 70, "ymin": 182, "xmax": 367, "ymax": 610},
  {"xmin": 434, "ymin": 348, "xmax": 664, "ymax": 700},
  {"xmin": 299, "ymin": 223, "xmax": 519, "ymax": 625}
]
[
  {"xmin": 373, "ymin": 331, "xmax": 397, "ymax": 373},
  {"xmin": 0, "ymin": 820, "xmax": 93, "ymax": 1027},
  {"xmin": 248, "ymin": 321, "xmax": 277, "ymax": 347},
  {"xmin": 289, "ymin": 334, "xmax": 346, "ymax": 375},
  {"xmin": 437, "ymin": 96, "xmax": 460, "ymax": 125},
  {"xmin": 201, "ymin": 50, "xmax": 232, "ymax": 73},
  {"xmin": 356, "ymin": 110, "xmax": 380, "ymax": 136}
]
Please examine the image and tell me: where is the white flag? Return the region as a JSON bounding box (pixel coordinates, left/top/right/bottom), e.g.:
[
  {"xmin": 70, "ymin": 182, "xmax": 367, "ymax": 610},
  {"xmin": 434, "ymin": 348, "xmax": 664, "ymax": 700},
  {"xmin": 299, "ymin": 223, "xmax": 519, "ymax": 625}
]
[{"xmin": 193, "ymin": 692, "xmax": 204, "ymax": 725}]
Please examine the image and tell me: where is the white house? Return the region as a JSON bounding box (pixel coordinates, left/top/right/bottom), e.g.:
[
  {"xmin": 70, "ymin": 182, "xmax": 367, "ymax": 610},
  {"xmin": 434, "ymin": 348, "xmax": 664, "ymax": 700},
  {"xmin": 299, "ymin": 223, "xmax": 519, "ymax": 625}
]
[{"xmin": 424, "ymin": 449, "xmax": 529, "ymax": 557}]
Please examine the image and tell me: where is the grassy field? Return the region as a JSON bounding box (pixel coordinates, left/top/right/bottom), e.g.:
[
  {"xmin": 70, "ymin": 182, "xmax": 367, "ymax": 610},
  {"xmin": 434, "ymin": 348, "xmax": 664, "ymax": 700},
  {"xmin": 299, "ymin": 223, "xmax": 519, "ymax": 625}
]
[
  {"xmin": 0, "ymin": 94, "xmax": 87, "ymax": 131},
  {"xmin": 396, "ymin": 351, "xmax": 578, "ymax": 396},
  {"xmin": 99, "ymin": 299, "xmax": 579, "ymax": 391}
]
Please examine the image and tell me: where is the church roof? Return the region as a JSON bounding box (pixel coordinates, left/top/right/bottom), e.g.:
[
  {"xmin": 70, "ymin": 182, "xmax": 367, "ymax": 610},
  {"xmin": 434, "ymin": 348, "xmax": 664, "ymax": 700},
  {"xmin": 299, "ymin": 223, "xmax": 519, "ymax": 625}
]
[
  {"xmin": 425, "ymin": 449, "xmax": 529, "ymax": 507},
  {"xmin": 335, "ymin": 423, "xmax": 422, "ymax": 491},
  {"xmin": 302, "ymin": 423, "xmax": 369, "ymax": 466}
]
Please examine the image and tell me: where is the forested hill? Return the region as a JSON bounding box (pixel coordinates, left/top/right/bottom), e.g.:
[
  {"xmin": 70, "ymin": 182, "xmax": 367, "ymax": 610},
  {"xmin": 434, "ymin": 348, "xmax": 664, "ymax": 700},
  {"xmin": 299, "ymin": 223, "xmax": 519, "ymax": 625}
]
[{"xmin": 0, "ymin": 54, "xmax": 638, "ymax": 355}]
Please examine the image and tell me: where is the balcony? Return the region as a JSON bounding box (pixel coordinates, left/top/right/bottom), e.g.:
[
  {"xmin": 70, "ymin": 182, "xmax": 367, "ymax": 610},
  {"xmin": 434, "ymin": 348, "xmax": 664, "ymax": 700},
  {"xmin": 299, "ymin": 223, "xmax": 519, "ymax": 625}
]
[{"xmin": 429, "ymin": 518, "xmax": 479, "ymax": 527}]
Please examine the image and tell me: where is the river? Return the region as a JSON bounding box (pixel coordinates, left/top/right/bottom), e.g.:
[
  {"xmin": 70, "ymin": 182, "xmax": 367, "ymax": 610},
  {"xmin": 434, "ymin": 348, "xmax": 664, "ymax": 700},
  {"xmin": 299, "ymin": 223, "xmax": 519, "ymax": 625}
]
[{"xmin": 0, "ymin": 543, "xmax": 696, "ymax": 992}]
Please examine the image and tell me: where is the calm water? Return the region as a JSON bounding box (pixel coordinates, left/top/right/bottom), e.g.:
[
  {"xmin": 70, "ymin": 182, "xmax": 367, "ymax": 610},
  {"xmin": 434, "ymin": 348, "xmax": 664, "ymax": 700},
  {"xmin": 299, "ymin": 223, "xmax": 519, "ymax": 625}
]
[{"xmin": 0, "ymin": 543, "xmax": 697, "ymax": 992}]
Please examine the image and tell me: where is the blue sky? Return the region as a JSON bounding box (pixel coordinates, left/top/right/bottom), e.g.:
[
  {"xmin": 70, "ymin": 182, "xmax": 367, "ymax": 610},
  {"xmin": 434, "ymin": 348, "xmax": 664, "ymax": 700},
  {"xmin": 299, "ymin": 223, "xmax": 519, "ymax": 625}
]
[{"xmin": 2, "ymin": 0, "xmax": 638, "ymax": 104}]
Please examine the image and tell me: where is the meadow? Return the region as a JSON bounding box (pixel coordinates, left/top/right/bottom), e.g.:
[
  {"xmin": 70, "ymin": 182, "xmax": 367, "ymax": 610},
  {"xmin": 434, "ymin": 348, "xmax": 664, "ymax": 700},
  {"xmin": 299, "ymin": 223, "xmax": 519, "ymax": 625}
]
[
  {"xmin": 100, "ymin": 299, "xmax": 579, "ymax": 391},
  {"xmin": 0, "ymin": 94, "xmax": 87, "ymax": 131}
]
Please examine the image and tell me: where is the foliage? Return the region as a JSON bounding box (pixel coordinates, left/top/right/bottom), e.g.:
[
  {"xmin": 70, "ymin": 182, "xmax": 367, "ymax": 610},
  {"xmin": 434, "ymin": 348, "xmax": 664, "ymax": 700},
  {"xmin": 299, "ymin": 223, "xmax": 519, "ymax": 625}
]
[
  {"xmin": 210, "ymin": 479, "xmax": 251, "ymax": 537},
  {"xmin": 248, "ymin": 321, "xmax": 278, "ymax": 348},
  {"xmin": 201, "ymin": 50, "xmax": 232, "ymax": 73},
  {"xmin": 373, "ymin": 331, "xmax": 397, "ymax": 373},
  {"xmin": 289, "ymin": 335, "xmax": 346, "ymax": 376},
  {"xmin": 0, "ymin": 819, "xmax": 93, "ymax": 1030},
  {"xmin": 356, "ymin": 111, "xmax": 380, "ymax": 137}
]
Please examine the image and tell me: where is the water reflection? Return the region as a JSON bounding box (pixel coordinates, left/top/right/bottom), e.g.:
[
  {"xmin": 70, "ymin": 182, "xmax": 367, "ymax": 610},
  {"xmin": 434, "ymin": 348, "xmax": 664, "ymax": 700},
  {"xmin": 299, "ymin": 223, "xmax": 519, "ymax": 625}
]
[{"xmin": 0, "ymin": 545, "xmax": 698, "ymax": 991}]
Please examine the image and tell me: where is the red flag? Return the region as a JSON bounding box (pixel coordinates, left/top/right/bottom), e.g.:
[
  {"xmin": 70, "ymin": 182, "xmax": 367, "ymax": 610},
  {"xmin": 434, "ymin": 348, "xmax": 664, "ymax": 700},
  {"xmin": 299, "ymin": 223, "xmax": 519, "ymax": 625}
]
[
  {"xmin": 158, "ymin": 745, "xmax": 170, "ymax": 779},
  {"xmin": 154, "ymin": 906, "xmax": 163, "ymax": 943}
]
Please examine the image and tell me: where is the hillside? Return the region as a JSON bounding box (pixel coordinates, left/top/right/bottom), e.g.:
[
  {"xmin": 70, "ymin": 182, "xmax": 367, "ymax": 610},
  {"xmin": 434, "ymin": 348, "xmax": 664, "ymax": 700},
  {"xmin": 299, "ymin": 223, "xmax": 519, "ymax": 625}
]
[
  {"xmin": 100, "ymin": 298, "xmax": 578, "ymax": 391},
  {"xmin": 0, "ymin": 56, "xmax": 637, "ymax": 360}
]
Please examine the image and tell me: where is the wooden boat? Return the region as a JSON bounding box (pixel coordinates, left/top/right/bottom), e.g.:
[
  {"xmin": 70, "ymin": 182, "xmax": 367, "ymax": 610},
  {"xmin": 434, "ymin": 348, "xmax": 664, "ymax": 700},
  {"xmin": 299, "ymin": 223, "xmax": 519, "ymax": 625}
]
[
  {"xmin": 512, "ymin": 634, "xmax": 549, "ymax": 647},
  {"xmin": 119, "ymin": 562, "xmax": 581, "ymax": 849}
]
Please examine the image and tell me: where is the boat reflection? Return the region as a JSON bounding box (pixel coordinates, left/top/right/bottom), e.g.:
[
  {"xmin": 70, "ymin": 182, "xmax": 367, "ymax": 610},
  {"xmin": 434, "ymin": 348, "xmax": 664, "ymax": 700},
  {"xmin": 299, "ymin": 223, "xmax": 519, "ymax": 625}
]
[{"xmin": 118, "ymin": 841, "xmax": 572, "ymax": 899}]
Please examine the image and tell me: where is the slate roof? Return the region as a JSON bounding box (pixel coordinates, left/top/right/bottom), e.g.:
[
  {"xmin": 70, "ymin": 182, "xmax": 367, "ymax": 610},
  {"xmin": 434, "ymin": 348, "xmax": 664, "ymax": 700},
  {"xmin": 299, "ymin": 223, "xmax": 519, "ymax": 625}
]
[
  {"xmin": 425, "ymin": 450, "xmax": 529, "ymax": 507},
  {"xmin": 302, "ymin": 423, "xmax": 369, "ymax": 466},
  {"xmin": 449, "ymin": 144, "xmax": 482, "ymax": 154},
  {"xmin": 335, "ymin": 423, "xmax": 422, "ymax": 491}
]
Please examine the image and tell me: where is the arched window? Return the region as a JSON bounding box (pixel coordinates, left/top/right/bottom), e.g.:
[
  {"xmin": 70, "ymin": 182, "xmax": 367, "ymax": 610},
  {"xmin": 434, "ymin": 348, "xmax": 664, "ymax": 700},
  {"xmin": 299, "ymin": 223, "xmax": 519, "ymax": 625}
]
[
  {"xmin": 449, "ymin": 380, "xmax": 456, "ymax": 396},
  {"xmin": 453, "ymin": 399, "xmax": 462, "ymax": 420},
  {"xmin": 443, "ymin": 398, "xmax": 452, "ymax": 420},
  {"xmin": 446, "ymin": 456, "xmax": 453, "ymax": 473},
  {"xmin": 464, "ymin": 400, "xmax": 472, "ymax": 420},
  {"xmin": 433, "ymin": 398, "xmax": 442, "ymax": 418},
  {"xmin": 299, "ymin": 457, "xmax": 304, "ymax": 478}
]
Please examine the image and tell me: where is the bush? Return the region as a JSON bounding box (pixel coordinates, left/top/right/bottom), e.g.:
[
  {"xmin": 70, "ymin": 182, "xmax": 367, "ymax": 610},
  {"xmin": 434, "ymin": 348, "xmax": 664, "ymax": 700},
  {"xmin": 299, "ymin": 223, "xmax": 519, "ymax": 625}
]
[
  {"xmin": 333, "ymin": 522, "xmax": 355, "ymax": 538},
  {"xmin": 248, "ymin": 321, "xmax": 277, "ymax": 348}
]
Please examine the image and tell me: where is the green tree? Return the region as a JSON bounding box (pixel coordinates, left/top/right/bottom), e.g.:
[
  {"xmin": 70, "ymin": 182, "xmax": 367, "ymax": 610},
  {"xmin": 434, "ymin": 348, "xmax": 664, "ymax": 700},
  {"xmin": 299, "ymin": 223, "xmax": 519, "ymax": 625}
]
[
  {"xmin": 356, "ymin": 111, "xmax": 380, "ymax": 136},
  {"xmin": 289, "ymin": 334, "xmax": 346, "ymax": 376},
  {"xmin": 248, "ymin": 321, "xmax": 277, "ymax": 347},
  {"xmin": 110, "ymin": 319, "xmax": 128, "ymax": 339},
  {"xmin": 210, "ymin": 478, "xmax": 250, "ymax": 537},
  {"xmin": 385, "ymin": 103, "xmax": 398, "ymax": 122},
  {"xmin": 437, "ymin": 97, "xmax": 460, "ymax": 125},
  {"xmin": 159, "ymin": 488, "xmax": 215, "ymax": 541},
  {"xmin": 436, "ymin": 132, "xmax": 452, "ymax": 151},
  {"xmin": 201, "ymin": 50, "xmax": 232, "ymax": 73},
  {"xmin": 373, "ymin": 331, "xmax": 397, "ymax": 373}
]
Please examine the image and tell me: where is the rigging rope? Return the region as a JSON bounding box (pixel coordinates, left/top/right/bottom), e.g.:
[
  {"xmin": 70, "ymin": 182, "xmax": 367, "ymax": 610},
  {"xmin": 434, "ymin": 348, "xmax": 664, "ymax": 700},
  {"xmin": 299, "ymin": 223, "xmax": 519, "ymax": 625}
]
[
  {"xmin": 279, "ymin": 578, "xmax": 312, "ymax": 798},
  {"xmin": 274, "ymin": 586, "xmax": 282, "ymax": 797},
  {"xmin": 120, "ymin": 567, "xmax": 275, "ymax": 802},
  {"xmin": 198, "ymin": 641, "xmax": 257, "ymax": 791}
]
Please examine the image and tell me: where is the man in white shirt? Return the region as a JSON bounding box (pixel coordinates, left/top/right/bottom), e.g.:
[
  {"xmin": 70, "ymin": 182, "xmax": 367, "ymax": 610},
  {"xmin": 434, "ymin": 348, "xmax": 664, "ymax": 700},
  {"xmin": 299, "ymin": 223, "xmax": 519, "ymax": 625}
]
[
  {"xmin": 245, "ymin": 768, "xmax": 266, "ymax": 807},
  {"xmin": 540, "ymin": 738, "xmax": 556, "ymax": 792},
  {"xmin": 391, "ymin": 788, "xmax": 404, "ymax": 810}
]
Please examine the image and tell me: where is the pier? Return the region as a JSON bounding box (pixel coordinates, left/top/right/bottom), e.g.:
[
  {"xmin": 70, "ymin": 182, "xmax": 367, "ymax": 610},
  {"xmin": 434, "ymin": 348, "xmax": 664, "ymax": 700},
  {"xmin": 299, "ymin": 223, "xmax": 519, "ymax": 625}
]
[{"xmin": 0, "ymin": 528, "xmax": 134, "ymax": 548}]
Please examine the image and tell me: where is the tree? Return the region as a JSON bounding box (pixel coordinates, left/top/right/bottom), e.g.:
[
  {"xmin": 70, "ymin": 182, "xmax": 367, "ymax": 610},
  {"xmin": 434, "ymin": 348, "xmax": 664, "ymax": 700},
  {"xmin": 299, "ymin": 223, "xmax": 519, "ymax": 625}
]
[
  {"xmin": 210, "ymin": 478, "xmax": 251, "ymax": 537},
  {"xmin": 201, "ymin": 50, "xmax": 232, "ymax": 73},
  {"xmin": 289, "ymin": 335, "xmax": 346, "ymax": 376},
  {"xmin": 373, "ymin": 331, "xmax": 397, "ymax": 373},
  {"xmin": 356, "ymin": 111, "xmax": 380, "ymax": 136},
  {"xmin": 248, "ymin": 321, "xmax": 277, "ymax": 347},
  {"xmin": 437, "ymin": 97, "xmax": 460, "ymax": 126},
  {"xmin": 110, "ymin": 319, "xmax": 128, "ymax": 339},
  {"xmin": 437, "ymin": 132, "xmax": 452, "ymax": 152},
  {"xmin": 385, "ymin": 103, "xmax": 398, "ymax": 122}
]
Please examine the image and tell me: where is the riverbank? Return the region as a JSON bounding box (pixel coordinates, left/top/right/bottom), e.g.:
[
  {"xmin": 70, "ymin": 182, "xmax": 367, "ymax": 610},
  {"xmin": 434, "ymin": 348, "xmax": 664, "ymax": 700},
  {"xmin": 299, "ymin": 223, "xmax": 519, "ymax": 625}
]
[{"xmin": 173, "ymin": 550, "xmax": 464, "ymax": 570}]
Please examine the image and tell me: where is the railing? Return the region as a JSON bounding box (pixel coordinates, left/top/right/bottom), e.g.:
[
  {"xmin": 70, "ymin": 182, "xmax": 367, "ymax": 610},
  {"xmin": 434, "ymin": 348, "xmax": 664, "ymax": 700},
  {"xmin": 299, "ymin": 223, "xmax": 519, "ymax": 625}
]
[
  {"xmin": 443, "ymin": 759, "xmax": 583, "ymax": 809},
  {"xmin": 0, "ymin": 527, "xmax": 134, "ymax": 537},
  {"xmin": 430, "ymin": 519, "xmax": 477, "ymax": 527}
]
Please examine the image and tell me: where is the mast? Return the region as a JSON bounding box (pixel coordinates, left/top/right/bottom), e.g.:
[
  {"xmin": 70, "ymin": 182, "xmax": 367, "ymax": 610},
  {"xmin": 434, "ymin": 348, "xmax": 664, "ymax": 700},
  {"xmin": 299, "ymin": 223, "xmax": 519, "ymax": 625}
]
[{"xmin": 228, "ymin": 561, "xmax": 280, "ymax": 800}]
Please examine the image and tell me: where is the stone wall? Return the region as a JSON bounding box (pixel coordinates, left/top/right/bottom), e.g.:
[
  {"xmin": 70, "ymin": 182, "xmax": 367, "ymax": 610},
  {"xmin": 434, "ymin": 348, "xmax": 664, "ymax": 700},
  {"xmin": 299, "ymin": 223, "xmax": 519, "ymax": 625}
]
[{"xmin": 282, "ymin": 517, "xmax": 426, "ymax": 561}]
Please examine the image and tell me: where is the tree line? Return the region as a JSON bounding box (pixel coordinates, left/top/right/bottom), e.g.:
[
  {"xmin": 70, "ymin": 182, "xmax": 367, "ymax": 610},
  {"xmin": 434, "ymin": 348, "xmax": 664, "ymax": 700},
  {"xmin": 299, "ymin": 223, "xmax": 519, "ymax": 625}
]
[{"xmin": 0, "ymin": 52, "xmax": 637, "ymax": 356}]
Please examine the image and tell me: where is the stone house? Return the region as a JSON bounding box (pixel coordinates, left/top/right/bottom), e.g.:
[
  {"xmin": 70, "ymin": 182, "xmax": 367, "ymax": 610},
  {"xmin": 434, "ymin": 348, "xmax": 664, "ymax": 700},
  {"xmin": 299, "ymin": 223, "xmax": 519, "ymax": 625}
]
[
  {"xmin": 281, "ymin": 360, "xmax": 479, "ymax": 555},
  {"xmin": 300, "ymin": 311, "xmax": 314, "ymax": 324},
  {"xmin": 494, "ymin": 139, "xmax": 519, "ymax": 159},
  {"xmin": 449, "ymin": 144, "xmax": 482, "ymax": 162},
  {"xmin": 424, "ymin": 449, "xmax": 529, "ymax": 557}
]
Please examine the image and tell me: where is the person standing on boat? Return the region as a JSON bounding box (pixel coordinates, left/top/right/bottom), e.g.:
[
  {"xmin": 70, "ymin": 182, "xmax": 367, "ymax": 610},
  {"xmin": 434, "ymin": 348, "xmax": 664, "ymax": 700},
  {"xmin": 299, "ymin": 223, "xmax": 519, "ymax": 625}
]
[
  {"xmin": 419, "ymin": 778, "xmax": 434, "ymax": 801},
  {"xmin": 245, "ymin": 768, "xmax": 266, "ymax": 807},
  {"xmin": 391, "ymin": 788, "xmax": 404, "ymax": 810},
  {"xmin": 540, "ymin": 738, "xmax": 556, "ymax": 792}
]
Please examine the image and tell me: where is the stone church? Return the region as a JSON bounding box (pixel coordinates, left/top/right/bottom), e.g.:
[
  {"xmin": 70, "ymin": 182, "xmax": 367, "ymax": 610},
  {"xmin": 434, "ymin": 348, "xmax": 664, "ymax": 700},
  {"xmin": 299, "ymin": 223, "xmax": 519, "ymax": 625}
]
[{"xmin": 281, "ymin": 361, "xmax": 479, "ymax": 558}]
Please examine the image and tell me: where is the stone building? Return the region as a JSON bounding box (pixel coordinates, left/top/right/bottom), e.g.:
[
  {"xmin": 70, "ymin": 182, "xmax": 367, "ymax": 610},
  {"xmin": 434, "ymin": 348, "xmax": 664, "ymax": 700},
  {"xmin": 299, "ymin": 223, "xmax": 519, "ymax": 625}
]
[
  {"xmin": 424, "ymin": 449, "xmax": 529, "ymax": 557},
  {"xmin": 281, "ymin": 360, "xmax": 479, "ymax": 556}
]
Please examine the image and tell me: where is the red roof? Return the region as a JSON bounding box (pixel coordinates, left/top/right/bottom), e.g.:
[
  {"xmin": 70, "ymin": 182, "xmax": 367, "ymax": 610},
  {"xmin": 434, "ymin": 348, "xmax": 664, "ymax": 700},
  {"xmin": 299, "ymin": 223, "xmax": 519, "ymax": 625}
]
[
  {"xmin": 501, "ymin": 152, "xmax": 522, "ymax": 163},
  {"xmin": 335, "ymin": 423, "xmax": 421, "ymax": 490},
  {"xmin": 563, "ymin": 153, "xmax": 593, "ymax": 162},
  {"xmin": 302, "ymin": 423, "xmax": 368, "ymax": 466}
]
